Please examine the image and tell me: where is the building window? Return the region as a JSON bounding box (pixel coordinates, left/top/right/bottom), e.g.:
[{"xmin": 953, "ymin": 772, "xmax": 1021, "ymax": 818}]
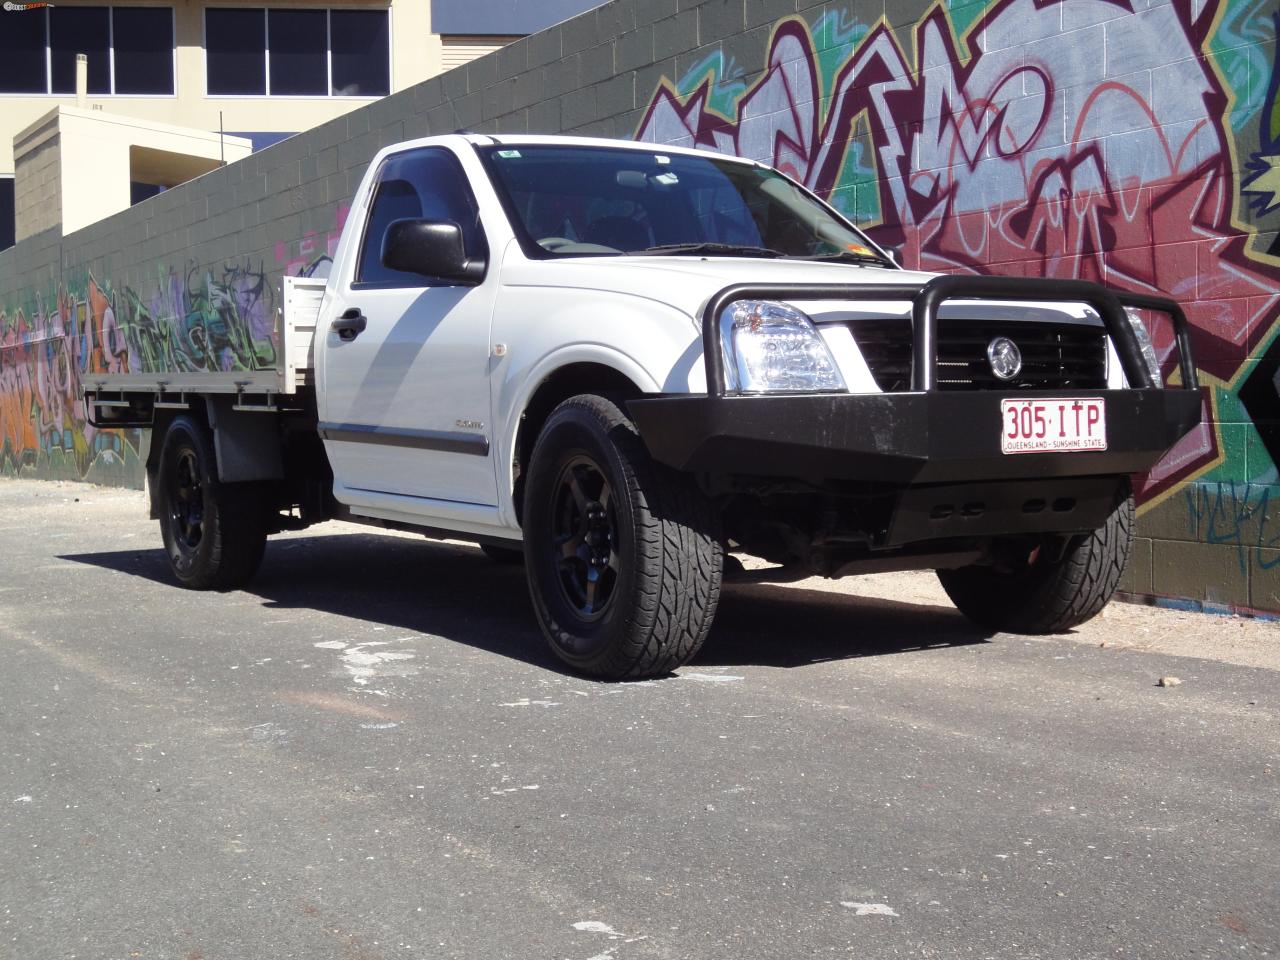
[
  {"xmin": 0, "ymin": 6, "xmax": 174, "ymax": 96},
  {"xmin": 205, "ymin": 8, "xmax": 390, "ymax": 98},
  {"xmin": 330, "ymin": 10, "xmax": 389, "ymax": 97},
  {"xmin": 0, "ymin": 12, "xmax": 50, "ymax": 93},
  {"xmin": 50, "ymin": 6, "xmax": 111, "ymax": 94},
  {"xmin": 205, "ymin": 8, "xmax": 266, "ymax": 95},
  {"xmin": 268, "ymin": 9, "xmax": 327, "ymax": 95},
  {"xmin": 130, "ymin": 182, "xmax": 165, "ymax": 206},
  {"xmin": 0, "ymin": 177, "xmax": 14, "ymax": 252},
  {"xmin": 113, "ymin": 8, "xmax": 180, "ymax": 94}
]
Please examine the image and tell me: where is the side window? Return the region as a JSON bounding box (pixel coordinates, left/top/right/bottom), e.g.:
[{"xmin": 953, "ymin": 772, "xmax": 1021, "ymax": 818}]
[{"xmin": 355, "ymin": 148, "xmax": 488, "ymax": 286}]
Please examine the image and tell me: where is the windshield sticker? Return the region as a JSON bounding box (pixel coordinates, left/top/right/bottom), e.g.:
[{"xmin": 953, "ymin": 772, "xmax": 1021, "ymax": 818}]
[
  {"xmin": 496, "ymin": 149, "xmax": 522, "ymax": 159},
  {"xmin": 654, "ymin": 154, "xmax": 671, "ymax": 165}
]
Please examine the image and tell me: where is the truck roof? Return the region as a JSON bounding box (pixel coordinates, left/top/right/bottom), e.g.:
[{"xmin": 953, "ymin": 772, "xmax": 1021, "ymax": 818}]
[{"xmin": 376, "ymin": 132, "xmax": 759, "ymax": 167}]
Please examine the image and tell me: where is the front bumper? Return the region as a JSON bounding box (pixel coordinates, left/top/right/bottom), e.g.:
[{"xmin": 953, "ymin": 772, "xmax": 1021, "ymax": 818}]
[
  {"xmin": 631, "ymin": 275, "xmax": 1202, "ymax": 487},
  {"xmin": 628, "ymin": 387, "xmax": 1202, "ymax": 485}
]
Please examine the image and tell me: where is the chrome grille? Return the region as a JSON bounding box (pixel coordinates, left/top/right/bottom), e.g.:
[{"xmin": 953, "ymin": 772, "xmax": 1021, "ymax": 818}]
[{"xmin": 846, "ymin": 318, "xmax": 1108, "ymax": 392}]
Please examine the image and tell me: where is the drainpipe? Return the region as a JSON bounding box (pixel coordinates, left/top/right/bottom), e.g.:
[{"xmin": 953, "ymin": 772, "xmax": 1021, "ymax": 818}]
[{"xmin": 75, "ymin": 54, "xmax": 87, "ymax": 108}]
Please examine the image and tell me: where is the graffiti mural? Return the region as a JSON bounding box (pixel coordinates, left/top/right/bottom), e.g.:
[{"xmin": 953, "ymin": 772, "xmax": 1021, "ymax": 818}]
[
  {"xmin": 0, "ymin": 261, "xmax": 277, "ymax": 485},
  {"xmin": 638, "ymin": 0, "xmax": 1280, "ymax": 505},
  {"xmin": 1242, "ymin": 10, "xmax": 1280, "ymax": 226},
  {"xmin": 0, "ymin": 191, "xmax": 351, "ymax": 488}
]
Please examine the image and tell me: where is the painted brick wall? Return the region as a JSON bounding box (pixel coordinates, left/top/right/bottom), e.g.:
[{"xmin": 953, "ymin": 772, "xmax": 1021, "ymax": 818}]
[{"xmin": 1, "ymin": 0, "xmax": 1277, "ymax": 613}]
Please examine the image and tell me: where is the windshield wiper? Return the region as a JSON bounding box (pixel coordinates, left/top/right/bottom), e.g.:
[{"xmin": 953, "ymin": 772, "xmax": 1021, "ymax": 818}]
[
  {"xmin": 789, "ymin": 250, "xmax": 894, "ymax": 267},
  {"xmin": 634, "ymin": 243, "xmax": 785, "ymax": 258}
]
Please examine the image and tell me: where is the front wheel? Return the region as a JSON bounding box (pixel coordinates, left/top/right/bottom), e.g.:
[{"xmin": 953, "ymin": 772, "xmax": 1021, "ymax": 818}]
[
  {"xmin": 522, "ymin": 394, "xmax": 723, "ymax": 679},
  {"xmin": 938, "ymin": 489, "xmax": 1135, "ymax": 634},
  {"xmin": 156, "ymin": 416, "xmax": 268, "ymax": 590}
]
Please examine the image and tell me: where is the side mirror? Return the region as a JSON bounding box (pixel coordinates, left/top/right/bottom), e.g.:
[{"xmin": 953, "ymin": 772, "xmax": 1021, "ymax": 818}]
[{"xmin": 382, "ymin": 219, "xmax": 486, "ymax": 285}]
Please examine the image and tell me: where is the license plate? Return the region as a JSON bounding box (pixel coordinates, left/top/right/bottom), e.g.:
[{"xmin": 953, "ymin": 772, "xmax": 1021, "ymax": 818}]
[{"xmin": 1001, "ymin": 398, "xmax": 1106, "ymax": 454}]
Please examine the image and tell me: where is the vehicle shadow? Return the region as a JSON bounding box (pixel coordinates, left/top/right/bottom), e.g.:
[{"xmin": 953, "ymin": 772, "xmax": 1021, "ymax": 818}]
[
  {"xmin": 707, "ymin": 580, "xmax": 991, "ymax": 667},
  {"xmin": 60, "ymin": 531, "xmax": 991, "ymax": 675}
]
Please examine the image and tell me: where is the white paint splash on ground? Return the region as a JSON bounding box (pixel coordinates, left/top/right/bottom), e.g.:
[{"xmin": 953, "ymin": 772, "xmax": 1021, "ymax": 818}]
[
  {"xmin": 12, "ymin": 795, "xmax": 32, "ymax": 803},
  {"xmin": 360, "ymin": 722, "xmax": 398, "ymax": 730},
  {"xmin": 311, "ymin": 640, "xmax": 419, "ymax": 686},
  {"xmin": 499, "ymin": 698, "xmax": 561, "ymax": 707},
  {"xmin": 678, "ymin": 673, "xmax": 744, "ymax": 683},
  {"xmin": 572, "ymin": 921, "xmax": 621, "ymax": 936},
  {"xmin": 341, "ymin": 643, "xmax": 416, "ymax": 685},
  {"xmin": 841, "ymin": 902, "xmax": 899, "ymax": 917},
  {"xmin": 489, "ymin": 784, "xmax": 540, "ymax": 796},
  {"xmin": 571, "ymin": 919, "xmax": 648, "ymax": 959}
]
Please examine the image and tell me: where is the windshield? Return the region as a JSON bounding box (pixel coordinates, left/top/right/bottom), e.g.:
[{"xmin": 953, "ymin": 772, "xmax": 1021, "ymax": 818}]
[{"xmin": 477, "ymin": 144, "xmax": 890, "ymax": 264}]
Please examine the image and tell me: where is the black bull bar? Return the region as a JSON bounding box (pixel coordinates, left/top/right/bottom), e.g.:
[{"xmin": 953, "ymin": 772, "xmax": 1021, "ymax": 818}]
[{"xmin": 627, "ymin": 275, "xmax": 1202, "ymax": 484}]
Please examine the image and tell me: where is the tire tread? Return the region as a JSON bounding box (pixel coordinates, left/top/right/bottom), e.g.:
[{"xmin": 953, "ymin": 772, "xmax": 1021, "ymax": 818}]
[
  {"xmin": 525, "ymin": 394, "xmax": 722, "ymax": 679},
  {"xmin": 158, "ymin": 417, "xmax": 267, "ymax": 592},
  {"xmin": 938, "ymin": 492, "xmax": 1134, "ymax": 634}
]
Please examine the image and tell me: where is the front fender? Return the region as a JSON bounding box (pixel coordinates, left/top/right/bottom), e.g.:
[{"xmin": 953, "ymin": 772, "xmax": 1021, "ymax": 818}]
[
  {"xmin": 490, "ymin": 291, "xmax": 701, "ymax": 526},
  {"xmin": 493, "ymin": 344, "xmax": 660, "ymax": 526}
]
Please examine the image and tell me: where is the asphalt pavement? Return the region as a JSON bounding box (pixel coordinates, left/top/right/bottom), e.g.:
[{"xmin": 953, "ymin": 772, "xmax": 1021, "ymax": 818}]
[{"xmin": 1, "ymin": 479, "xmax": 1276, "ymax": 959}]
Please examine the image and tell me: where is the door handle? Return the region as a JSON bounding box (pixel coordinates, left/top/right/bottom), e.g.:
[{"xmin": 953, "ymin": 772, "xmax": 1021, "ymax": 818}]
[{"xmin": 332, "ymin": 308, "xmax": 367, "ymax": 342}]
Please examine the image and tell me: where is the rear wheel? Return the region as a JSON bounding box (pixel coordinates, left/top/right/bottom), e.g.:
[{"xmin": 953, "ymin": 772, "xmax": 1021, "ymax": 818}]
[
  {"xmin": 157, "ymin": 416, "xmax": 268, "ymax": 590},
  {"xmin": 938, "ymin": 489, "xmax": 1134, "ymax": 633},
  {"xmin": 523, "ymin": 394, "xmax": 723, "ymax": 679}
]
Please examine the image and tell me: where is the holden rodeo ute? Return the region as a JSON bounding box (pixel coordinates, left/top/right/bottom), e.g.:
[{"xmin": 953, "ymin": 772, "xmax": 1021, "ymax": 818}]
[{"xmin": 84, "ymin": 135, "xmax": 1202, "ymax": 679}]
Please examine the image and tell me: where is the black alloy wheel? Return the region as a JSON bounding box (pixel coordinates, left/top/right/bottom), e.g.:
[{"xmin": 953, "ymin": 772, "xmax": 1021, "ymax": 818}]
[
  {"xmin": 166, "ymin": 446, "xmax": 206, "ymax": 558},
  {"xmin": 156, "ymin": 415, "xmax": 269, "ymax": 591},
  {"xmin": 522, "ymin": 394, "xmax": 723, "ymax": 680},
  {"xmin": 550, "ymin": 454, "xmax": 620, "ymax": 620}
]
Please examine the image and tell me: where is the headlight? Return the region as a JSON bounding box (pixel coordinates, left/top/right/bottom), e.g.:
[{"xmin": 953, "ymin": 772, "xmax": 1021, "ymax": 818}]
[
  {"xmin": 719, "ymin": 300, "xmax": 847, "ymax": 393},
  {"xmin": 1123, "ymin": 307, "xmax": 1163, "ymax": 387}
]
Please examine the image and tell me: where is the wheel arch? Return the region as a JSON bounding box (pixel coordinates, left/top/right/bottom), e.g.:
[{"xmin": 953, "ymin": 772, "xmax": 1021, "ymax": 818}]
[
  {"xmin": 509, "ymin": 360, "xmax": 648, "ymax": 525},
  {"xmin": 145, "ymin": 397, "xmax": 286, "ymax": 516}
]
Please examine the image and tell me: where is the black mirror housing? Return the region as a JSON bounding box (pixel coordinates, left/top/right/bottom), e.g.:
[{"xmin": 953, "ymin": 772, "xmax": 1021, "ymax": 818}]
[{"xmin": 382, "ymin": 219, "xmax": 486, "ymax": 285}]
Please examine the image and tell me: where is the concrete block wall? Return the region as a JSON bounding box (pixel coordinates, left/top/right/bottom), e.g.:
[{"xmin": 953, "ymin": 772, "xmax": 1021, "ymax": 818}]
[
  {"xmin": 1, "ymin": 0, "xmax": 1278, "ymax": 614},
  {"xmin": 13, "ymin": 116, "xmax": 61, "ymax": 243}
]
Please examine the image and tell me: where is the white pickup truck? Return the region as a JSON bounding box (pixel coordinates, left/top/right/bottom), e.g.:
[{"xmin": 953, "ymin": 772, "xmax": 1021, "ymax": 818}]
[{"xmin": 85, "ymin": 134, "xmax": 1202, "ymax": 679}]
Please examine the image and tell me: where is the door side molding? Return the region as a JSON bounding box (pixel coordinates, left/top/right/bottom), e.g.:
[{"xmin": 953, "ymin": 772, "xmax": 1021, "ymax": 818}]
[{"xmin": 318, "ymin": 422, "xmax": 490, "ymax": 456}]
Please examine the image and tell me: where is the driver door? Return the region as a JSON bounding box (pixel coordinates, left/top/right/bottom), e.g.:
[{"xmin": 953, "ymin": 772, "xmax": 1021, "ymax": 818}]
[{"xmin": 319, "ymin": 146, "xmax": 498, "ymax": 509}]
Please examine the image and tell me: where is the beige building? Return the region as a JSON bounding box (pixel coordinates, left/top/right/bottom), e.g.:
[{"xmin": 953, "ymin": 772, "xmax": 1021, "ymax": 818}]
[
  {"xmin": 0, "ymin": 0, "xmax": 601, "ymax": 247},
  {"xmin": 13, "ymin": 105, "xmax": 253, "ymax": 241}
]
